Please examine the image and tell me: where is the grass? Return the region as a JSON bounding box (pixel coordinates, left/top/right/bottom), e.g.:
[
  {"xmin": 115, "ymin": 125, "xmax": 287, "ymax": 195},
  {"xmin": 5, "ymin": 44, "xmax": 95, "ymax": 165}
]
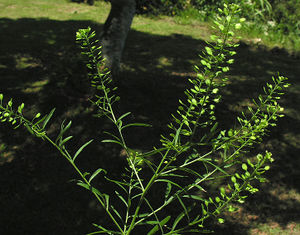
[{"xmin": 0, "ymin": 0, "xmax": 300, "ymax": 234}]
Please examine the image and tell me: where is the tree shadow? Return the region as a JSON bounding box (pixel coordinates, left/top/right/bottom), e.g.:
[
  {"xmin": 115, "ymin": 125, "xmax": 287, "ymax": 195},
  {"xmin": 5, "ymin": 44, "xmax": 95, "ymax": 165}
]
[{"xmin": 0, "ymin": 17, "xmax": 299, "ymax": 234}]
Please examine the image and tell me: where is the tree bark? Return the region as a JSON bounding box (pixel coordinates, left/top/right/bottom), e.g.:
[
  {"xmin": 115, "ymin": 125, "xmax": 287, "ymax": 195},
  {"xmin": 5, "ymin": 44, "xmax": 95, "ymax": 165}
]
[{"xmin": 100, "ymin": 0, "xmax": 136, "ymax": 77}]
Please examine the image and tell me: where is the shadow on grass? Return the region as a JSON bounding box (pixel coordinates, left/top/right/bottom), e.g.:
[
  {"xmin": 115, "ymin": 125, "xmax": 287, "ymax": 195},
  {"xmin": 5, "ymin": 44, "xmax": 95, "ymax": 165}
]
[{"xmin": 0, "ymin": 17, "xmax": 299, "ymax": 234}]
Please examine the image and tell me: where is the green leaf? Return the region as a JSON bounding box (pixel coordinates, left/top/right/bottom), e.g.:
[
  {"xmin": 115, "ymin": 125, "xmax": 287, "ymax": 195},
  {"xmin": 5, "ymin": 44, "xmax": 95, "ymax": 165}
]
[
  {"xmin": 58, "ymin": 136, "xmax": 73, "ymax": 147},
  {"xmin": 173, "ymin": 127, "xmax": 181, "ymax": 146},
  {"xmin": 121, "ymin": 122, "xmax": 152, "ymax": 130},
  {"xmin": 141, "ymin": 147, "xmax": 167, "ymax": 158},
  {"xmin": 147, "ymin": 216, "xmax": 171, "ymax": 235},
  {"xmin": 24, "ymin": 123, "xmax": 34, "ymax": 135},
  {"xmin": 77, "ymin": 181, "xmax": 103, "ymax": 197},
  {"xmin": 115, "ymin": 190, "xmax": 128, "ymax": 207},
  {"xmin": 103, "ymin": 131, "xmax": 121, "ymax": 142},
  {"xmin": 111, "ymin": 205, "xmax": 123, "ymax": 222},
  {"xmin": 117, "ymin": 112, "xmax": 131, "ymax": 122},
  {"xmin": 104, "ymin": 193, "xmax": 110, "ymax": 210},
  {"xmin": 182, "ymin": 194, "xmax": 206, "ymax": 202},
  {"xmin": 101, "ymin": 139, "xmax": 123, "ymax": 146},
  {"xmin": 172, "ymin": 210, "xmax": 187, "ymax": 230},
  {"xmin": 42, "ymin": 108, "xmax": 56, "ymax": 129},
  {"xmin": 104, "ymin": 177, "xmax": 131, "ymax": 193},
  {"xmin": 91, "ymin": 223, "xmax": 121, "ymax": 235},
  {"xmin": 204, "ymin": 160, "xmax": 230, "ymax": 176},
  {"xmin": 156, "ymin": 179, "xmax": 183, "ymax": 190},
  {"xmin": 76, "ymin": 181, "xmax": 90, "ymax": 191},
  {"xmin": 56, "ymin": 120, "xmax": 72, "ymax": 143},
  {"xmin": 88, "ymin": 168, "xmax": 107, "ymax": 183},
  {"xmin": 210, "ymin": 122, "xmax": 218, "ymax": 133},
  {"xmin": 73, "ymin": 139, "xmax": 93, "ymax": 162},
  {"xmin": 177, "ymin": 195, "xmax": 190, "ymax": 221}
]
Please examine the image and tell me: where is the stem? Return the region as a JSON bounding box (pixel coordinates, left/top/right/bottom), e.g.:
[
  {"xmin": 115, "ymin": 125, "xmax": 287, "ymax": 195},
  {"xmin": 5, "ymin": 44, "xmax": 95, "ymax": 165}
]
[{"xmin": 123, "ymin": 170, "xmax": 134, "ymax": 232}]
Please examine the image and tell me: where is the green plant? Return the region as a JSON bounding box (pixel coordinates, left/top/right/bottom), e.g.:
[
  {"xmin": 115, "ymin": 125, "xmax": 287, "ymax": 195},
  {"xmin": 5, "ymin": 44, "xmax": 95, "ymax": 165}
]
[
  {"xmin": 191, "ymin": 0, "xmax": 273, "ymax": 22},
  {"xmin": 136, "ymin": 0, "xmax": 190, "ymax": 16},
  {"xmin": 0, "ymin": 4, "xmax": 289, "ymax": 235},
  {"xmin": 272, "ymin": 0, "xmax": 300, "ymax": 36}
]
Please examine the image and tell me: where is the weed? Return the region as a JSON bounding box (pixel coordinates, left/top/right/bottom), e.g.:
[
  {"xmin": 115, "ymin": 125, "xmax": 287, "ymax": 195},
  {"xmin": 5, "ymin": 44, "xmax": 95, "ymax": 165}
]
[{"xmin": 0, "ymin": 3, "xmax": 290, "ymax": 235}]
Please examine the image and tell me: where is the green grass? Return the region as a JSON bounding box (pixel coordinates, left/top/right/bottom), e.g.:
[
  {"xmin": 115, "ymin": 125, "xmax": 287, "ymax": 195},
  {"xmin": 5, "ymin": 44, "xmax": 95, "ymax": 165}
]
[
  {"xmin": 0, "ymin": 0, "xmax": 108, "ymax": 20},
  {"xmin": 0, "ymin": 0, "xmax": 300, "ymax": 234},
  {"xmin": 172, "ymin": 6, "xmax": 300, "ymax": 52}
]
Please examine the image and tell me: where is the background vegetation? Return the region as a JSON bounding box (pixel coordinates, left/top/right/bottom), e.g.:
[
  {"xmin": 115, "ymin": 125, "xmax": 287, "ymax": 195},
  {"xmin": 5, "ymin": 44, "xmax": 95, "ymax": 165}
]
[{"xmin": 0, "ymin": 0, "xmax": 299, "ymax": 234}]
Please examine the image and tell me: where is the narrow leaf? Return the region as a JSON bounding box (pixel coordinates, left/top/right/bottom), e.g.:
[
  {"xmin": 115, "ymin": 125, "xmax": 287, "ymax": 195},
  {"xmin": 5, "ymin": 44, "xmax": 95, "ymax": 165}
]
[
  {"xmin": 177, "ymin": 196, "xmax": 190, "ymax": 222},
  {"xmin": 42, "ymin": 108, "xmax": 56, "ymax": 129},
  {"xmin": 117, "ymin": 112, "xmax": 131, "ymax": 122},
  {"xmin": 183, "ymin": 194, "xmax": 206, "ymax": 202},
  {"xmin": 56, "ymin": 120, "xmax": 72, "ymax": 143},
  {"xmin": 101, "ymin": 139, "xmax": 123, "ymax": 146},
  {"xmin": 141, "ymin": 147, "xmax": 167, "ymax": 157},
  {"xmin": 59, "ymin": 136, "xmax": 73, "ymax": 147},
  {"xmin": 121, "ymin": 123, "xmax": 152, "ymax": 130},
  {"xmin": 88, "ymin": 168, "xmax": 106, "ymax": 183},
  {"xmin": 73, "ymin": 139, "xmax": 93, "ymax": 162},
  {"xmin": 91, "ymin": 224, "xmax": 121, "ymax": 235},
  {"xmin": 155, "ymin": 179, "xmax": 183, "ymax": 190},
  {"xmin": 111, "ymin": 205, "xmax": 123, "ymax": 222},
  {"xmin": 103, "ymin": 131, "xmax": 121, "ymax": 142},
  {"xmin": 104, "ymin": 177, "xmax": 128, "ymax": 193},
  {"xmin": 147, "ymin": 216, "xmax": 171, "ymax": 235},
  {"xmin": 172, "ymin": 210, "xmax": 186, "ymax": 230},
  {"xmin": 115, "ymin": 191, "xmax": 128, "ymax": 206},
  {"xmin": 77, "ymin": 181, "xmax": 90, "ymax": 191}
]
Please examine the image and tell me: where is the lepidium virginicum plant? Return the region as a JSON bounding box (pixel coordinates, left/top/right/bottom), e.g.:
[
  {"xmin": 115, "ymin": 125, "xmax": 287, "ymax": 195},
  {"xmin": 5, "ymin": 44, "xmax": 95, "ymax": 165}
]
[{"xmin": 0, "ymin": 4, "xmax": 290, "ymax": 235}]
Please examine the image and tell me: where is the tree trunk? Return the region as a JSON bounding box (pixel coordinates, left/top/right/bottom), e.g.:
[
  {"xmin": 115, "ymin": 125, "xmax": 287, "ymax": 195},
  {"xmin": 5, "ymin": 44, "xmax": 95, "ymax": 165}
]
[
  {"xmin": 87, "ymin": 0, "xmax": 94, "ymax": 5},
  {"xmin": 100, "ymin": 0, "xmax": 136, "ymax": 77}
]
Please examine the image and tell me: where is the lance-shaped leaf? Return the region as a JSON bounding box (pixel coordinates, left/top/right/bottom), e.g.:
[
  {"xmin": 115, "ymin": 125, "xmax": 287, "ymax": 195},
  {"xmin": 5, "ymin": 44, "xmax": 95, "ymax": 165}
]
[
  {"xmin": 73, "ymin": 139, "xmax": 94, "ymax": 162},
  {"xmin": 88, "ymin": 168, "xmax": 107, "ymax": 183},
  {"xmin": 58, "ymin": 136, "xmax": 73, "ymax": 147},
  {"xmin": 90, "ymin": 223, "xmax": 121, "ymax": 235},
  {"xmin": 147, "ymin": 216, "xmax": 171, "ymax": 235},
  {"xmin": 55, "ymin": 120, "xmax": 72, "ymax": 144},
  {"xmin": 114, "ymin": 190, "xmax": 128, "ymax": 207},
  {"xmin": 121, "ymin": 122, "xmax": 152, "ymax": 131},
  {"xmin": 117, "ymin": 112, "xmax": 131, "ymax": 123},
  {"xmin": 42, "ymin": 108, "xmax": 56, "ymax": 129}
]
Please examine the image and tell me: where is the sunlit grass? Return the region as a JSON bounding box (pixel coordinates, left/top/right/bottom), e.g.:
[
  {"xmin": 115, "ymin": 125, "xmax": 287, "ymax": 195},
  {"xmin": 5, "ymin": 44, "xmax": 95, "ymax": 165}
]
[
  {"xmin": 171, "ymin": 6, "xmax": 300, "ymax": 52},
  {"xmin": 0, "ymin": 0, "xmax": 109, "ymax": 21}
]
